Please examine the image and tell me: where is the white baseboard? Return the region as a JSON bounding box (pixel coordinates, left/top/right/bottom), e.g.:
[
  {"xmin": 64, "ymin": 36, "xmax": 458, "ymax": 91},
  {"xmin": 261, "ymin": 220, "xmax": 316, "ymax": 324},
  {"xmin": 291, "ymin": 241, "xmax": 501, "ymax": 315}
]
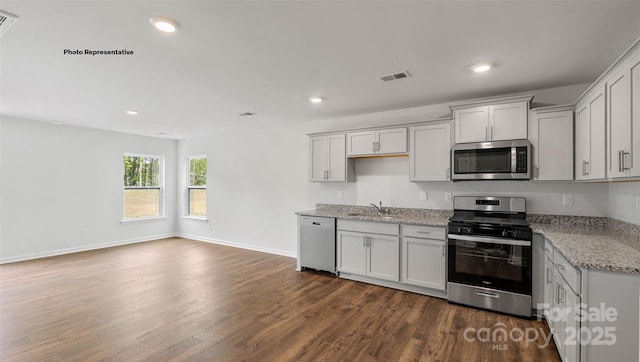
[
  {"xmin": 177, "ymin": 233, "xmax": 296, "ymax": 259},
  {"xmin": 0, "ymin": 233, "xmax": 177, "ymax": 264}
]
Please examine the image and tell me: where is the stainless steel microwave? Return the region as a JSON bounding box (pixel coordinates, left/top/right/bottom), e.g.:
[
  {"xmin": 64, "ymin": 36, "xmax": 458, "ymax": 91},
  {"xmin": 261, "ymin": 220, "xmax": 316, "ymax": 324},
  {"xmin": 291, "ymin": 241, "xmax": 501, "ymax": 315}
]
[{"xmin": 451, "ymin": 140, "xmax": 531, "ymax": 180}]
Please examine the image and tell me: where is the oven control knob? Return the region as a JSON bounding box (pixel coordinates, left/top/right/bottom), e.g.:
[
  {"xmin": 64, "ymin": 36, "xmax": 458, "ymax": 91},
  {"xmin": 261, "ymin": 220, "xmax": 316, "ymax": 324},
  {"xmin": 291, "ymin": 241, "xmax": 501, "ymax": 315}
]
[{"xmin": 501, "ymin": 230, "xmax": 509, "ymax": 238}]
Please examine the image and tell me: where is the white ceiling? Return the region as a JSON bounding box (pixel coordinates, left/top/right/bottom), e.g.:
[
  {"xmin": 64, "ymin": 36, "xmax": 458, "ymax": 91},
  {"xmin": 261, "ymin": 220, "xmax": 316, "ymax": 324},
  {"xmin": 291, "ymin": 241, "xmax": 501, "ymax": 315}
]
[{"xmin": 1, "ymin": 1, "xmax": 639, "ymax": 139}]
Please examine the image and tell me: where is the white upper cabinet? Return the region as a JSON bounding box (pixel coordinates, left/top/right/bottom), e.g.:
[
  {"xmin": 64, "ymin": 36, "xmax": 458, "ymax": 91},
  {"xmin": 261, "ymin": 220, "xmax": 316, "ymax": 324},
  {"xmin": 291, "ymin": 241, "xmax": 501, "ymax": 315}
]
[
  {"xmin": 530, "ymin": 106, "xmax": 574, "ymax": 181},
  {"xmin": 453, "ymin": 106, "xmax": 488, "ymax": 143},
  {"xmin": 347, "ymin": 127, "xmax": 407, "ymax": 156},
  {"xmin": 409, "ymin": 122, "xmax": 452, "ymax": 181},
  {"xmin": 490, "ymin": 102, "xmax": 528, "ymax": 141},
  {"xmin": 309, "ymin": 133, "xmax": 347, "ymax": 182},
  {"xmin": 607, "ymin": 53, "xmax": 640, "ymax": 178},
  {"xmin": 575, "ymin": 86, "xmax": 606, "ymax": 181},
  {"xmin": 451, "ymin": 95, "xmax": 532, "ymax": 144}
]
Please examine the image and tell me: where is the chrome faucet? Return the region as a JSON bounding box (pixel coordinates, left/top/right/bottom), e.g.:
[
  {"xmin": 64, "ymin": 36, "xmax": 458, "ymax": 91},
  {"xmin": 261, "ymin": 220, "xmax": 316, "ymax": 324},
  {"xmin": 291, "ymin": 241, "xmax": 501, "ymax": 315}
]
[{"xmin": 370, "ymin": 201, "xmax": 386, "ymax": 214}]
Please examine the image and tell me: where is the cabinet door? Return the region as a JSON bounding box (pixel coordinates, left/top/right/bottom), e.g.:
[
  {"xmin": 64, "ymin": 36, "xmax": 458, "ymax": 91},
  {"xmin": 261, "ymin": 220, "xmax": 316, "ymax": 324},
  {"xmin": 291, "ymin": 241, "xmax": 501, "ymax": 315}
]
[
  {"xmin": 553, "ymin": 269, "xmax": 566, "ymax": 359},
  {"xmin": 309, "ymin": 136, "xmax": 327, "ymax": 181},
  {"xmin": 454, "ymin": 106, "xmax": 488, "ymax": 143},
  {"xmin": 337, "ymin": 231, "xmax": 366, "ymax": 276},
  {"xmin": 401, "ymin": 237, "xmax": 445, "ymax": 290},
  {"xmin": 489, "ymin": 102, "xmax": 528, "ymax": 141},
  {"xmin": 564, "ymin": 286, "xmax": 580, "ymax": 362},
  {"xmin": 607, "ymin": 67, "xmax": 632, "ymax": 178},
  {"xmin": 367, "ymin": 234, "xmax": 400, "ymax": 281},
  {"xmin": 575, "ymin": 104, "xmax": 590, "ymax": 181},
  {"xmin": 347, "ymin": 131, "xmax": 376, "ymax": 156},
  {"xmin": 543, "ymin": 255, "xmax": 555, "ymax": 330},
  {"xmin": 531, "ymin": 111, "xmax": 574, "ymax": 181},
  {"xmin": 409, "ymin": 123, "xmax": 451, "ymax": 181},
  {"xmin": 326, "ymin": 134, "xmax": 346, "ymax": 181},
  {"xmin": 588, "ymin": 89, "xmax": 607, "ymax": 179},
  {"xmin": 630, "ymin": 54, "xmax": 640, "ymax": 177},
  {"xmin": 377, "ymin": 128, "xmax": 407, "ymax": 154}
]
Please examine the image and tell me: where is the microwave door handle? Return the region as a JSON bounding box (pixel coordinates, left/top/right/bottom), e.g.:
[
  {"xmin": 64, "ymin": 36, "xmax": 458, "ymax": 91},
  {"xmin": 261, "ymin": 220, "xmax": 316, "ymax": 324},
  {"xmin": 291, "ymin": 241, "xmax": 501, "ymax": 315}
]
[{"xmin": 511, "ymin": 147, "xmax": 517, "ymax": 173}]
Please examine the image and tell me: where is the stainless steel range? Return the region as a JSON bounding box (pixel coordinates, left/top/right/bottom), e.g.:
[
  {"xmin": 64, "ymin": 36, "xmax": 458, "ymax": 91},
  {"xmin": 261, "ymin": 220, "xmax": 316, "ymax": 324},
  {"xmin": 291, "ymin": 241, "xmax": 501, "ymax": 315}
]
[{"xmin": 447, "ymin": 196, "xmax": 533, "ymax": 317}]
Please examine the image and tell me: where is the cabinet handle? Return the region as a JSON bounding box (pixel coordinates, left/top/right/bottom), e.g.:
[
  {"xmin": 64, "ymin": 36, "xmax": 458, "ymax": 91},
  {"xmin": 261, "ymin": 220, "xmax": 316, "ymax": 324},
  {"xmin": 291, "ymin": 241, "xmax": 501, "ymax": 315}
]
[
  {"xmin": 536, "ymin": 166, "xmax": 539, "ymax": 179},
  {"xmin": 557, "ymin": 284, "xmax": 564, "ymax": 304},
  {"xmin": 446, "ymin": 167, "xmax": 450, "ymax": 181},
  {"xmin": 485, "ymin": 126, "xmax": 489, "ymax": 141},
  {"xmin": 556, "ymin": 264, "xmax": 566, "ymax": 271},
  {"xmin": 416, "ymin": 231, "xmax": 431, "ymax": 234},
  {"xmin": 327, "ymin": 170, "xmax": 330, "ymax": 180},
  {"xmin": 376, "ymin": 142, "xmax": 380, "ymax": 152},
  {"xmin": 490, "ymin": 126, "xmax": 493, "ymax": 140},
  {"xmin": 619, "ymin": 150, "xmax": 623, "ymax": 172},
  {"xmin": 585, "ymin": 161, "xmax": 590, "ymax": 175},
  {"xmin": 546, "ymin": 268, "xmax": 552, "ymax": 284},
  {"xmin": 544, "ymin": 247, "xmax": 550, "ymax": 252},
  {"xmin": 442, "ymin": 244, "xmax": 445, "ymax": 257},
  {"xmin": 582, "ymin": 161, "xmax": 586, "ymax": 176}
]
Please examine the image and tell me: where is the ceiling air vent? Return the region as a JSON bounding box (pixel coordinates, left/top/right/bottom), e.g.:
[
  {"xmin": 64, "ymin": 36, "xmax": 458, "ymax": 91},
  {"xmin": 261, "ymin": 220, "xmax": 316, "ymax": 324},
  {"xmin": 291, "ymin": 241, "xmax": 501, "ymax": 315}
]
[
  {"xmin": 0, "ymin": 10, "xmax": 18, "ymax": 38},
  {"xmin": 237, "ymin": 111, "xmax": 258, "ymax": 117},
  {"xmin": 378, "ymin": 70, "xmax": 411, "ymax": 82}
]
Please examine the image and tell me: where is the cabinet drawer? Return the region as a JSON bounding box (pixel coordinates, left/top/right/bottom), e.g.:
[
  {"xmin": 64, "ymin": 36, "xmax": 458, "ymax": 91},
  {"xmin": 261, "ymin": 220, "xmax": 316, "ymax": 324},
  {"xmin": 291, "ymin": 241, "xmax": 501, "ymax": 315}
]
[
  {"xmin": 554, "ymin": 250, "xmax": 580, "ymax": 294},
  {"xmin": 337, "ymin": 220, "xmax": 399, "ymax": 235},
  {"xmin": 401, "ymin": 225, "xmax": 445, "ymax": 240},
  {"xmin": 544, "ymin": 239, "xmax": 554, "ymax": 260}
]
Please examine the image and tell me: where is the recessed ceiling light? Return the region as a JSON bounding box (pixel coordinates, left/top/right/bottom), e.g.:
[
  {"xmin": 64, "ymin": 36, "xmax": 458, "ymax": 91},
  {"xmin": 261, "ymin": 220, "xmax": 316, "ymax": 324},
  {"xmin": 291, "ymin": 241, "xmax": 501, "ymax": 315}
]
[
  {"xmin": 471, "ymin": 63, "xmax": 492, "ymax": 73},
  {"xmin": 150, "ymin": 16, "xmax": 179, "ymax": 33},
  {"xmin": 309, "ymin": 97, "xmax": 323, "ymax": 103},
  {"xmin": 126, "ymin": 110, "xmax": 138, "ymax": 115}
]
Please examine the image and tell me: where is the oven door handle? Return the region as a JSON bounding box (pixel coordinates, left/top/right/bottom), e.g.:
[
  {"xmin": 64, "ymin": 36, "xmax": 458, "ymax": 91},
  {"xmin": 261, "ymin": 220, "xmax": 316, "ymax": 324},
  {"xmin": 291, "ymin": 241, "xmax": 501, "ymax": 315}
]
[
  {"xmin": 475, "ymin": 290, "xmax": 500, "ymax": 299},
  {"xmin": 447, "ymin": 234, "xmax": 531, "ymax": 247}
]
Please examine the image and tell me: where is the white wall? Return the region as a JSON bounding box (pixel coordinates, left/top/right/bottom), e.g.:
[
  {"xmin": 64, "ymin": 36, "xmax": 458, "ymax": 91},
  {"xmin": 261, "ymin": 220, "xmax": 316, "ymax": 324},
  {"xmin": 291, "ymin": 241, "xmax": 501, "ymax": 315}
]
[
  {"xmin": 0, "ymin": 117, "xmax": 177, "ymax": 263},
  {"xmin": 176, "ymin": 122, "xmax": 307, "ymax": 257},
  {"xmin": 609, "ymin": 182, "xmax": 640, "ymax": 225}
]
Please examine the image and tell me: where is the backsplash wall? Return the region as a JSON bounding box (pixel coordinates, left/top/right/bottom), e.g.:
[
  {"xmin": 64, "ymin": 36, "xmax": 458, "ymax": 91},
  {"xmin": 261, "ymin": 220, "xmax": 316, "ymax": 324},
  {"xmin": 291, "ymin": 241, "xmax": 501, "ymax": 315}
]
[{"xmin": 308, "ymin": 156, "xmax": 610, "ymax": 217}]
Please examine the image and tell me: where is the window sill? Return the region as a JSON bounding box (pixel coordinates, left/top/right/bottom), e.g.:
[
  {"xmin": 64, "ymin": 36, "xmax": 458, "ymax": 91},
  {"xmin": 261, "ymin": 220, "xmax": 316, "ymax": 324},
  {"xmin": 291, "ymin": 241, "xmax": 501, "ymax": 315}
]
[
  {"xmin": 182, "ymin": 216, "xmax": 209, "ymax": 222},
  {"xmin": 120, "ymin": 216, "xmax": 166, "ymax": 223}
]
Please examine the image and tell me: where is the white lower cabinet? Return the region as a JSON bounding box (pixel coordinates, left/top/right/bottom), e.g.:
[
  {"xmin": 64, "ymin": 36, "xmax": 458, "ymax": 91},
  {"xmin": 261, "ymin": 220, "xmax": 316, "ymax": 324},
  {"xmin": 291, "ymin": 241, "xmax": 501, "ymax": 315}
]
[
  {"xmin": 337, "ymin": 221, "xmax": 399, "ymax": 282},
  {"xmin": 337, "ymin": 220, "xmax": 447, "ymax": 296},
  {"xmin": 336, "ymin": 230, "xmax": 367, "ymax": 275},
  {"xmin": 367, "ymin": 234, "xmax": 400, "ymax": 281},
  {"xmin": 400, "ymin": 224, "xmax": 446, "ymax": 290},
  {"xmin": 401, "ymin": 236, "xmax": 445, "ymax": 290}
]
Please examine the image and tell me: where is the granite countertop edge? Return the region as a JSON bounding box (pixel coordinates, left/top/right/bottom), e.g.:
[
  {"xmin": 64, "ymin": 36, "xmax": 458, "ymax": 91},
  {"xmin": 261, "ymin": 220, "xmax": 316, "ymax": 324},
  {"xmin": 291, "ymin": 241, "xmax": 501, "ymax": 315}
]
[{"xmin": 295, "ymin": 209, "xmax": 449, "ymax": 227}]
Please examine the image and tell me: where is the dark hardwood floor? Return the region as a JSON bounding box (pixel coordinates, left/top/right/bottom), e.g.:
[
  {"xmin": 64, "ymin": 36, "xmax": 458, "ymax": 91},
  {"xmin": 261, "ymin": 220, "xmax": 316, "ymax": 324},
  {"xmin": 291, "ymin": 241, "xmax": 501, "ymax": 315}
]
[{"xmin": 0, "ymin": 237, "xmax": 560, "ymax": 361}]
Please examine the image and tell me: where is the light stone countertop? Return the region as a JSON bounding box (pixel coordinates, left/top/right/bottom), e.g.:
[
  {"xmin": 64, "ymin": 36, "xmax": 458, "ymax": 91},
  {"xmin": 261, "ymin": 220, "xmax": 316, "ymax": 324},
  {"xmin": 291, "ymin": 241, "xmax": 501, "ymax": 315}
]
[
  {"xmin": 532, "ymin": 223, "xmax": 640, "ymax": 275},
  {"xmin": 295, "ymin": 204, "xmax": 451, "ymax": 227}
]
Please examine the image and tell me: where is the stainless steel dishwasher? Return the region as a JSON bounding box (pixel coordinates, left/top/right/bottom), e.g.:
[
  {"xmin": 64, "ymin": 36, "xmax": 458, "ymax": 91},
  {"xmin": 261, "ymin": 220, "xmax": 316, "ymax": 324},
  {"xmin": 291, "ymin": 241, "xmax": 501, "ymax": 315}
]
[{"xmin": 299, "ymin": 216, "xmax": 336, "ymax": 274}]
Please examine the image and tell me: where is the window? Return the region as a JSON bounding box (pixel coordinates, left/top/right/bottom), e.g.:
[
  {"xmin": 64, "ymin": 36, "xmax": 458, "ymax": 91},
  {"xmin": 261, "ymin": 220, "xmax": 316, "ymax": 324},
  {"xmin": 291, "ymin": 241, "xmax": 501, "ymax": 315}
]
[
  {"xmin": 188, "ymin": 156, "xmax": 207, "ymax": 217},
  {"xmin": 123, "ymin": 154, "xmax": 164, "ymax": 219}
]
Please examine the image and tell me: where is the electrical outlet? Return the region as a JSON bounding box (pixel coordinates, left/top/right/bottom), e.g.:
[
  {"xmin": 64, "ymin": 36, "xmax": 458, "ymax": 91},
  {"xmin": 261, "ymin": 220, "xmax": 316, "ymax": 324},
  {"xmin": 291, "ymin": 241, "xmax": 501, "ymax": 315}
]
[
  {"xmin": 445, "ymin": 192, "xmax": 452, "ymax": 202},
  {"xmin": 337, "ymin": 191, "xmax": 344, "ymax": 199},
  {"xmin": 420, "ymin": 191, "xmax": 427, "ymax": 201},
  {"xmin": 562, "ymin": 194, "xmax": 573, "ymax": 207}
]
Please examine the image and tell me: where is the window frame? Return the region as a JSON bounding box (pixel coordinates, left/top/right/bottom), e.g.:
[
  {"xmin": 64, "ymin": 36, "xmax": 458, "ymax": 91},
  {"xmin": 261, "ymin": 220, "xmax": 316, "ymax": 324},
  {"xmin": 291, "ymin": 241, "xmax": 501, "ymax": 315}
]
[
  {"xmin": 186, "ymin": 155, "xmax": 207, "ymax": 219},
  {"xmin": 122, "ymin": 153, "xmax": 165, "ymax": 221}
]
